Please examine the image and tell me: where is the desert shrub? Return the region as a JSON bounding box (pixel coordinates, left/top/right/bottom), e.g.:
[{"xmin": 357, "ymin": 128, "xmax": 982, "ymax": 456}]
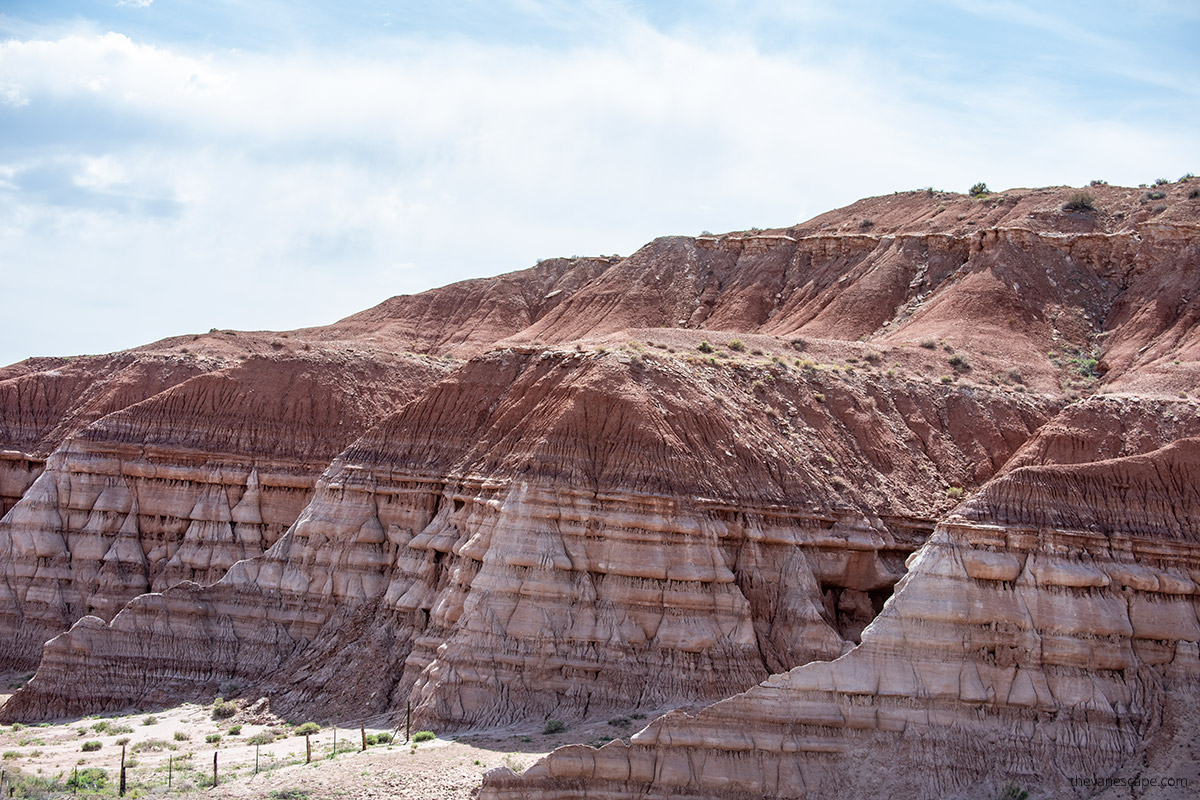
[
  {"xmin": 174, "ymin": 731, "xmax": 190, "ymax": 742},
  {"xmin": 66, "ymin": 767, "xmax": 109, "ymax": 792},
  {"xmin": 969, "ymin": 182, "xmax": 988, "ymax": 197},
  {"xmin": 919, "ymin": 339, "xmax": 937, "ymax": 349},
  {"xmin": 109, "ymin": 724, "xmax": 133, "ymax": 735},
  {"xmin": 131, "ymin": 739, "xmax": 170, "ymax": 753},
  {"xmin": 940, "ymin": 375, "xmax": 953, "ymax": 384},
  {"xmin": 228, "ymin": 724, "xmax": 242, "ymax": 735},
  {"xmin": 115, "ymin": 736, "xmax": 130, "ymax": 746},
  {"xmin": 1062, "ymin": 191, "xmax": 1096, "ymax": 211},
  {"xmin": 90, "ymin": 721, "xmax": 109, "ymax": 733},
  {"xmin": 293, "ymin": 722, "xmax": 321, "ymax": 736},
  {"xmin": 948, "ymin": 354, "xmax": 970, "ymax": 372},
  {"xmin": 81, "ymin": 741, "xmax": 102, "ymax": 752},
  {"xmin": 375, "ymin": 732, "xmax": 393, "ymax": 744},
  {"xmin": 859, "ymin": 218, "xmax": 874, "ymax": 229},
  {"xmin": 789, "ymin": 337, "xmax": 807, "ymax": 351},
  {"xmin": 542, "ymin": 720, "xmax": 566, "ymax": 735},
  {"xmin": 142, "ymin": 716, "xmax": 158, "ymax": 726},
  {"xmin": 728, "ymin": 339, "xmax": 745, "ymax": 352},
  {"xmin": 211, "ymin": 698, "xmax": 237, "ymax": 720},
  {"xmin": 946, "ymin": 487, "xmax": 964, "ymax": 499},
  {"xmin": 246, "ymin": 731, "xmax": 276, "ymax": 746},
  {"xmin": 697, "ymin": 341, "xmax": 713, "ymax": 354},
  {"xmin": 411, "ymin": 731, "xmax": 436, "ymax": 743},
  {"xmin": 1089, "ymin": 179, "xmax": 1107, "ymax": 186},
  {"xmin": 1145, "ymin": 190, "xmax": 1166, "ymax": 200},
  {"xmin": 608, "ymin": 716, "xmax": 631, "ymax": 728},
  {"xmin": 205, "ymin": 734, "xmax": 221, "ymax": 744},
  {"xmin": 1190, "ymin": 188, "xmax": 1200, "ymax": 199},
  {"xmin": 1154, "ymin": 177, "xmax": 1170, "ymax": 186}
]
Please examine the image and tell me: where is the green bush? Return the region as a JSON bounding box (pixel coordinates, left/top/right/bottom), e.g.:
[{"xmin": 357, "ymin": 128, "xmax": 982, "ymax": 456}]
[
  {"xmin": 697, "ymin": 341, "xmax": 714, "ymax": 354},
  {"xmin": 293, "ymin": 722, "xmax": 321, "ymax": 736},
  {"xmin": 946, "ymin": 487, "xmax": 964, "ymax": 499},
  {"xmin": 142, "ymin": 715, "xmax": 158, "ymax": 726},
  {"xmin": 247, "ymin": 731, "xmax": 276, "ymax": 746},
  {"xmin": 1146, "ymin": 190, "xmax": 1167, "ymax": 200},
  {"xmin": 728, "ymin": 339, "xmax": 745, "ymax": 352},
  {"xmin": 81, "ymin": 741, "xmax": 102, "ymax": 752},
  {"xmin": 1154, "ymin": 177, "xmax": 1170, "ymax": 186},
  {"xmin": 205, "ymin": 734, "xmax": 222, "ymax": 744},
  {"xmin": 375, "ymin": 732, "xmax": 393, "ymax": 744},
  {"xmin": 411, "ymin": 731, "xmax": 436, "ymax": 743},
  {"xmin": 174, "ymin": 731, "xmax": 190, "ymax": 741},
  {"xmin": 228, "ymin": 724, "xmax": 242, "ymax": 735},
  {"xmin": 212, "ymin": 698, "xmax": 237, "ymax": 720},
  {"xmin": 66, "ymin": 767, "xmax": 109, "ymax": 792},
  {"xmin": 1189, "ymin": 188, "xmax": 1199, "ymax": 199},
  {"xmin": 542, "ymin": 720, "xmax": 566, "ymax": 735},
  {"xmin": 1062, "ymin": 191, "xmax": 1096, "ymax": 212},
  {"xmin": 948, "ymin": 354, "xmax": 970, "ymax": 373},
  {"xmin": 969, "ymin": 182, "xmax": 989, "ymax": 197}
]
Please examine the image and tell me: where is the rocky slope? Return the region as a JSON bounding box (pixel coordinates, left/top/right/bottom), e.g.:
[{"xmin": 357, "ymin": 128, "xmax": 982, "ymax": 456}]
[
  {"xmin": 0, "ymin": 348, "xmax": 451, "ymax": 672},
  {"xmin": 481, "ymin": 408, "xmax": 1200, "ymax": 800},
  {"xmin": 1, "ymin": 180, "xmax": 1198, "ymax": 799},
  {"xmin": 0, "ymin": 347, "xmax": 1054, "ymax": 723}
]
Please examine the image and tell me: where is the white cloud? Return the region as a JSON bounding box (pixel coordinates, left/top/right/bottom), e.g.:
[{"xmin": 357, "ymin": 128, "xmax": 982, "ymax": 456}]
[
  {"xmin": 0, "ymin": 81, "xmax": 29, "ymax": 107},
  {"xmin": 0, "ymin": 21, "xmax": 1196, "ymax": 366},
  {"xmin": 115, "ymin": 0, "xmax": 154, "ymax": 8}
]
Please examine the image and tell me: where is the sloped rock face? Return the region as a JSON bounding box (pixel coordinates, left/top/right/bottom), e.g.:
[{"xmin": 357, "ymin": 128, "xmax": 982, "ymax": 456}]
[
  {"xmin": 0, "ymin": 353, "xmax": 451, "ymax": 672},
  {"xmin": 0, "ymin": 350, "xmax": 1054, "ymax": 724},
  {"xmin": 481, "ymin": 423, "xmax": 1200, "ymax": 800},
  {"xmin": 0, "ymin": 354, "xmax": 212, "ymax": 515}
]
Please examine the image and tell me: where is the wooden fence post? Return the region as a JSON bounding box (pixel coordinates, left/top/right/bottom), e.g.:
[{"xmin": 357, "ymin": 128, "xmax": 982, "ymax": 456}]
[
  {"xmin": 119, "ymin": 742, "xmax": 127, "ymax": 796},
  {"xmin": 305, "ymin": 733, "xmax": 312, "ymax": 763},
  {"xmin": 213, "ymin": 751, "xmax": 218, "ymax": 788},
  {"xmin": 360, "ymin": 723, "xmax": 366, "ymax": 751}
]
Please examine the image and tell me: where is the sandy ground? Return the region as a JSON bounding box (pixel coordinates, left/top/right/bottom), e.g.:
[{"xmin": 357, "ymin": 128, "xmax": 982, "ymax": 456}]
[{"xmin": 0, "ymin": 676, "xmax": 646, "ymax": 799}]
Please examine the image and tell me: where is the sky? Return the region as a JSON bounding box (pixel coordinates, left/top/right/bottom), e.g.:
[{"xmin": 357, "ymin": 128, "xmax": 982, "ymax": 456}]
[{"xmin": 1, "ymin": 1, "xmax": 1197, "ymax": 366}]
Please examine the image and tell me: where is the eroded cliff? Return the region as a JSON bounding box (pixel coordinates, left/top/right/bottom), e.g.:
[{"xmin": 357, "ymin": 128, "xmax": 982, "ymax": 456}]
[{"xmin": 1, "ymin": 180, "xmax": 1198, "ymax": 800}]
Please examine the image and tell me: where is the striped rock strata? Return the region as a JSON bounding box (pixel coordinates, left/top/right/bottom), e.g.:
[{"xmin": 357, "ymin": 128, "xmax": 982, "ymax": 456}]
[
  {"xmin": 0, "ymin": 352, "xmax": 450, "ymax": 672},
  {"xmin": 481, "ymin": 424, "xmax": 1200, "ymax": 800},
  {"xmin": 1, "ymin": 349, "xmax": 1054, "ymax": 725}
]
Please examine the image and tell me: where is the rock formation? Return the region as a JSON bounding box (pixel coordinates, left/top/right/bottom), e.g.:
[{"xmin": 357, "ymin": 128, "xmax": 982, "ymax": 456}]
[
  {"xmin": 0, "ymin": 348, "xmax": 451, "ymax": 671},
  {"xmin": 481, "ymin": 414, "xmax": 1200, "ymax": 800},
  {"xmin": 0, "ymin": 349, "xmax": 1054, "ymax": 722},
  {"xmin": 1, "ymin": 180, "xmax": 1198, "ymax": 799}
]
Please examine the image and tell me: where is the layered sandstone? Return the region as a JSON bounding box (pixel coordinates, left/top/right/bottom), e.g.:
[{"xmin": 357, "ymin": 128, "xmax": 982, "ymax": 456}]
[
  {"xmin": 481, "ymin": 415, "xmax": 1200, "ymax": 800},
  {"xmin": 0, "ymin": 352, "xmax": 450, "ymax": 672},
  {"xmin": 1, "ymin": 349, "xmax": 1054, "ymax": 723},
  {"xmin": 0, "ymin": 181, "xmax": 1197, "ymax": 800}
]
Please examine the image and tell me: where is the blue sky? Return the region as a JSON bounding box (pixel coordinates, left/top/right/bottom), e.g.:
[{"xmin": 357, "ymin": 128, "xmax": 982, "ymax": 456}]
[{"xmin": 1, "ymin": 1, "xmax": 1197, "ymax": 366}]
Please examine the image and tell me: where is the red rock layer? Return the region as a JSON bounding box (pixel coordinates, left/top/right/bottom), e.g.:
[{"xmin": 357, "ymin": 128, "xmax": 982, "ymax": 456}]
[
  {"xmin": 0, "ymin": 349, "xmax": 1054, "ymax": 725},
  {"xmin": 0, "ymin": 352, "xmax": 450, "ymax": 672},
  {"xmin": 0, "ymin": 354, "xmax": 212, "ymax": 514},
  {"xmin": 310, "ymin": 256, "xmax": 618, "ymax": 357},
  {"xmin": 481, "ymin": 420, "xmax": 1200, "ymax": 800}
]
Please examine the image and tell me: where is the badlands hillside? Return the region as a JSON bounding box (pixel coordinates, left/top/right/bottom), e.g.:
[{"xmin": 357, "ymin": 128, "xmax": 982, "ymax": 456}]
[{"xmin": 1, "ymin": 180, "xmax": 1198, "ymax": 799}]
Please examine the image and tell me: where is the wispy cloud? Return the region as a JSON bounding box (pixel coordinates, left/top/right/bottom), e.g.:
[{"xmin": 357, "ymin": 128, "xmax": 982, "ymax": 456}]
[{"xmin": 0, "ymin": 3, "xmax": 1196, "ymax": 365}]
